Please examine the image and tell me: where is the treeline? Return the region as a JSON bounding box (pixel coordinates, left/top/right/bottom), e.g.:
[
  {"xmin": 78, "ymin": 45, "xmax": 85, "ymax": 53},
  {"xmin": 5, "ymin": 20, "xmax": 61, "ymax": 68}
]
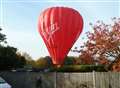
[{"xmin": 0, "ymin": 46, "xmax": 26, "ymax": 70}]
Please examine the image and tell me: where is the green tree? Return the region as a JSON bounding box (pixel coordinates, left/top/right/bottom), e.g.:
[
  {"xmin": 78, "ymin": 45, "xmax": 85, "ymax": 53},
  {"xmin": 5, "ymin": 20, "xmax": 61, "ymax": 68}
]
[
  {"xmin": 0, "ymin": 46, "xmax": 26, "ymax": 70},
  {"xmin": 0, "ymin": 28, "xmax": 7, "ymax": 45},
  {"xmin": 64, "ymin": 56, "xmax": 76, "ymax": 65},
  {"xmin": 0, "ymin": 28, "xmax": 26, "ymax": 70},
  {"xmin": 19, "ymin": 52, "xmax": 36, "ymax": 68}
]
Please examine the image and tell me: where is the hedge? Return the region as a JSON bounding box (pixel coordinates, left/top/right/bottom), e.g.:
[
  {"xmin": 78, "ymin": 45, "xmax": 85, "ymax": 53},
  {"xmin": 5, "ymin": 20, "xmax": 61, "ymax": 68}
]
[{"xmin": 50, "ymin": 65, "xmax": 107, "ymax": 72}]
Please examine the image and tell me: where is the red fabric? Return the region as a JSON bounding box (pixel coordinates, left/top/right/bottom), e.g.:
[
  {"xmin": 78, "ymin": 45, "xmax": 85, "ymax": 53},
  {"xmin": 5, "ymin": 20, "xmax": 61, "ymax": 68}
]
[{"xmin": 38, "ymin": 7, "xmax": 83, "ymax": 65}]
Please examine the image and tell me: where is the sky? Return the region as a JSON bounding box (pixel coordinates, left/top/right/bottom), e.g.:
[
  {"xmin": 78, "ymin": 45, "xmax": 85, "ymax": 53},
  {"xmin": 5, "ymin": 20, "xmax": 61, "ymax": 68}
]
[{"xmin": 0, "ymin": 0, "xmax": 120, "ymax": 60}]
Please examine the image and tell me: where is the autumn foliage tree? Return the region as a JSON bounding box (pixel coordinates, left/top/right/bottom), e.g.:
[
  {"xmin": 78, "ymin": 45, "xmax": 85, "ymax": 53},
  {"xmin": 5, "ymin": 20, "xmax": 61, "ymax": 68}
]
[
  {"xmin": 75, "ymin": 18, "xmax": 120, "ymax": 66},
  {"xmin": 34, "ymin": 56, "xmax": 52, "ymax": 69}
]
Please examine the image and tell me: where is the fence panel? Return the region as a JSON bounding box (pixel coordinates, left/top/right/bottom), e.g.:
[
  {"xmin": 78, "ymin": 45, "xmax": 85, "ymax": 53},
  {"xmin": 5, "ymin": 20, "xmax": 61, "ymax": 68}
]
[
  {"xmin": 95, "ymin": 72, "xmax": 120, "ymax": 88},
  {"xmin": 57, "ymin": 73, "xmax": 93, "ymax": 88},
  {"xmin": 56, "ymin": 72, "xmax": 120, "ymax": 88}
]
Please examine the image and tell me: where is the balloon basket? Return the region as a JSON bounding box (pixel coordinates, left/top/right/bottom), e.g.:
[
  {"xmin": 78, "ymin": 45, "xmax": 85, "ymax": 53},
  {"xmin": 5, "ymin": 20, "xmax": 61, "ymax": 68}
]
[
  {"xmin": 55, "ymin": 64, "xmax": 61, "ymax": 68},
  {"xmin": 52, "ymin": 64, "xmax": 63, "ymax": 72}
]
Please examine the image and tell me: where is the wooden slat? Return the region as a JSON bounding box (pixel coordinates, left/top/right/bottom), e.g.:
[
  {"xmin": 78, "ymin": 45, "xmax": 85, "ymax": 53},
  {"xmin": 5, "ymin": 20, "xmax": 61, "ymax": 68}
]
[{"xmin": 56, "ymin": 72, "xmax": 120, "ymax": 88}]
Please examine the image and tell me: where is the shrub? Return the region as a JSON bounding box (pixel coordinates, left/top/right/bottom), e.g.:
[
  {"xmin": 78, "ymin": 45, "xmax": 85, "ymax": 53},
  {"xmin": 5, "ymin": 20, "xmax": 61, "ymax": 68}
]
[{"xmin": 50, "ymin": 65, "xmax": 107, "ymax": 72}]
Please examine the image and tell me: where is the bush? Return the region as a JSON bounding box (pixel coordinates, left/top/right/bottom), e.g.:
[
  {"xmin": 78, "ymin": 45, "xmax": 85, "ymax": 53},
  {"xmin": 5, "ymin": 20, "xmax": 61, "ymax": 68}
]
[{"xmin": 50, "ymin": 65, "xmax": 107, "ymax": 72}]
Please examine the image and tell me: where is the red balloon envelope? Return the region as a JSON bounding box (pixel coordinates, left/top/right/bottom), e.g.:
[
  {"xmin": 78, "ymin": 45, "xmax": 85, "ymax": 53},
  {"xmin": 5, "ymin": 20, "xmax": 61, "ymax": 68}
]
[{"xmin": 38, "ymin": 7, "xmax": 83, "ymax": 65}]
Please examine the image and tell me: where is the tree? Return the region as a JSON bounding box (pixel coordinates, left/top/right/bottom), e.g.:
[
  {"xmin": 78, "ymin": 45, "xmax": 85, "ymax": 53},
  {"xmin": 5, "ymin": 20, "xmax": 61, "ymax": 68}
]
[
  {"xmin": 21, "ymin": 52, "xmax": 32, "ymax": 60},
  {"xmin": 0, "ymin": 28, "xmax": 7, "ymax": 45},
  {"xmin": 0, "ymin": 46, "xmax": 26, "ymax": 70},
  {"xmin": 0, "ymin": 28, "xmax": 26, "ymax": 70},
  {"xmin": 74, "ymin": 18, "xmax": 120, "ymax": 66},
  {"xmin": 79, "ymin": 51, "xmax": 94, "ymax": 64},
  {"xmin": 35, "ymin": 56, "xmax": 52, "ymax": 69},
  {"xmin": 19, "ymin": 52, "xmax": 35, "ymax": 67},
  {"xmin": 64, "ymin": 56, "xmax": 76, "ymax": 65}
]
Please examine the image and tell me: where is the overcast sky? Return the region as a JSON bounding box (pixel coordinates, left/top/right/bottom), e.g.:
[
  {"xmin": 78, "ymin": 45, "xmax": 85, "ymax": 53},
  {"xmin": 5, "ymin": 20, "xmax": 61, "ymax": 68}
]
[{"xmin": 0, "ymin": 0, "xmax": 119, "ymax": 59}]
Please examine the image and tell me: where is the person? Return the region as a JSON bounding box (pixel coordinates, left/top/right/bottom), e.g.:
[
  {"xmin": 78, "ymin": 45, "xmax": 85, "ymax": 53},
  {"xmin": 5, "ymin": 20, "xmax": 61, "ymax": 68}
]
[{"xmin": 36, "ymin": 76, "xmax": 42, "ymax": 88}]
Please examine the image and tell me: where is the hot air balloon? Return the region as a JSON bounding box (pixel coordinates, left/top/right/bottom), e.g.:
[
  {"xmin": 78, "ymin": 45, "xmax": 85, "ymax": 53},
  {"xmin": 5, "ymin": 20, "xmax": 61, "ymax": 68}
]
[{"xmin": 38, "ymin": 7, "xmax": 83, "ymax": 66}]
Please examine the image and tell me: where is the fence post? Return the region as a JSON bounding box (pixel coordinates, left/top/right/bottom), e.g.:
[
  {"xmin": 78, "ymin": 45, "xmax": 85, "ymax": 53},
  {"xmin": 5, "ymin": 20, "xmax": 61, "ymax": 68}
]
[
  {"xmin": 54, "ymin": 72, "xmax": 57, "ymax": 88},
  {"xmin": 93, "ymin": 71, "xmax": 96, "ymax": 88}
]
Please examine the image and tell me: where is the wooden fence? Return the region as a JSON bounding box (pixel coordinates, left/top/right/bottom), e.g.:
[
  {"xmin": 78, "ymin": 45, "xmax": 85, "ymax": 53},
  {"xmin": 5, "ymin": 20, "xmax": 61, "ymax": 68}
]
[
  {"xmin": 56, "ymin": 72, "xmax": 120, "ymax": 88},
  {"xmin": 0, "ymin": 72, "xmax": 120, "ymax": 88}
]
